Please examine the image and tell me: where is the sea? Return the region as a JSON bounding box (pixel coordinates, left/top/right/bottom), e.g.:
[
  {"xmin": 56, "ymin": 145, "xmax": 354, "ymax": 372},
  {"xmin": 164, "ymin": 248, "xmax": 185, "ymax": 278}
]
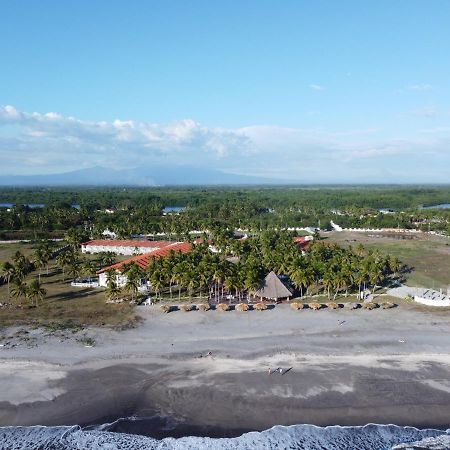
[{"xmin": 1, "ymin": 421, "xmax": 450, "ymax": 450}]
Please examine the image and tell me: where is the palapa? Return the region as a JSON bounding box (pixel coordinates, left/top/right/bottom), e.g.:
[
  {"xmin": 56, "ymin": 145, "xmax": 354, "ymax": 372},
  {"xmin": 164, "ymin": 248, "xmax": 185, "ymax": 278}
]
[{"xmin": 252, "ymin": 271, "xmax": 293, "ymax": 301}]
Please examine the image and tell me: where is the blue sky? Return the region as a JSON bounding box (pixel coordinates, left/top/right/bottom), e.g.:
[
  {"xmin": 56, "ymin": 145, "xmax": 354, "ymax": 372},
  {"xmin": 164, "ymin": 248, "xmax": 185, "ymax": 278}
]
[{"xmin": 1, "ymin": 0, "xmax": 450, "ymax": 182}]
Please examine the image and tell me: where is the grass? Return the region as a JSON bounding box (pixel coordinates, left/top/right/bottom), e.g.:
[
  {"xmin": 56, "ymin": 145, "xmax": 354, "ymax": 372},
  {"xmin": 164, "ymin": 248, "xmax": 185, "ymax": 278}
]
[
  {"xmin": 0, "ymin": 260, "xmax": 138, "ymax": 328},
  {"xmin": 327, "ymin": 231, "xmax": 450, "ymax": 288},
  {"xmin": 0, "ymin": 241, "xmax": 40, "ymax": 262}
]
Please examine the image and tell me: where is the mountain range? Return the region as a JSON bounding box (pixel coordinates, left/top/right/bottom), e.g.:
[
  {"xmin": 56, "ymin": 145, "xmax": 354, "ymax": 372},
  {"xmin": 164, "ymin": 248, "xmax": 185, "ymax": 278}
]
[{"xmin": 0, "ymin": 166, "xmax": 282, "ymax": 186}]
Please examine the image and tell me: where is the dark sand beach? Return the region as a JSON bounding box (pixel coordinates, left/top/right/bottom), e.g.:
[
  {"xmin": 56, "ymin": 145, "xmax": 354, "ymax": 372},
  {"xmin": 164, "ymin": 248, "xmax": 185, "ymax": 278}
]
[{"xmin": 1, "ymin": 305, "xmax": 450, "ymax": 436}]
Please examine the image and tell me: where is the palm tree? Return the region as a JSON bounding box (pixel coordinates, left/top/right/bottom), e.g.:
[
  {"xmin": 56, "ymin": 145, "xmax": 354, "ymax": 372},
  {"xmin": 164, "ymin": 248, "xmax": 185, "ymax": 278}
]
[
  {"xmin": 290, "ymin": 266, "xmax": 307, "ymax": 297},
  {"xmin": 10, "ymin": 279, "xmax": 28, "ymax": 303},
  {"xmin": 123, "ymin": 263, "xmax": 143, "ymax": 301},
  {"xmin": 64, "ymin": 228, "xmax": 84, "ymax": 252},
  {"xmin": 99, "ymin": 251, "xmax": 116, "ymax": 267},
  {"xmin": 323, "ymin": 269, "xmax": 335, "ymax": 300},
  {"xmin": 80, "ymin": 260, "xmax": 95, "ymax": 283},
  {"xmin": 33, "ymin": 249, "xmax": 47, "ymax": 283},
  {"xmin": 0, "ymin": 262, "xmax": 15, "ymax": 301},
  {"xmin": 56, "ymin": 251, "xmax": 74, "ymax": 281},
  {"xmin": 26, "ymin": 279, "xmax": 46, "ymax": 306},
  {"xmin": 354, "ymin": 271, "xmax": 366, "ymax": 300},
  {"xmin": 332, "ymin": 271, "xmax": 346, "ymax": 300},
  {"xmin": 67, "ymin": 262, "xmax": 81, "ymax": 280},
  {"xmin": 38, "ymin": 241, "xmax": 53, "ymax": 275},
  {"xmin": 106, "ymin": 273, "xmax": 121, "ymax": 301}
]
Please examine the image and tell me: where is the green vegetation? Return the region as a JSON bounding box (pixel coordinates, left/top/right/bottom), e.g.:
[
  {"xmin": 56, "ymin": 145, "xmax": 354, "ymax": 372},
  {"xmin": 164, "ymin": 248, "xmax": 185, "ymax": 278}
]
[
  {"xmin": 1, "ymin": 186, "xmax": 449, "ymax": 328},
  {"xmin": 328, "ymin": 231, "xmax": 450, "ymax": 288},
  {"xmin": 0, "ymin": 186, "xmax": 449, "ymax": 239},
  {"xmin": 0, "ymin": 240, "xmax": 136, "ymax": 328}
]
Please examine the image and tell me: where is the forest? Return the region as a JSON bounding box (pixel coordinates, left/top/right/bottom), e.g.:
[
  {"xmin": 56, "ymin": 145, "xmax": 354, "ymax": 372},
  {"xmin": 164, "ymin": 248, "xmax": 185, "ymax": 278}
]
[{"xmin": 0, "ymin": 186, "xmax": 449, "ymax": 240}]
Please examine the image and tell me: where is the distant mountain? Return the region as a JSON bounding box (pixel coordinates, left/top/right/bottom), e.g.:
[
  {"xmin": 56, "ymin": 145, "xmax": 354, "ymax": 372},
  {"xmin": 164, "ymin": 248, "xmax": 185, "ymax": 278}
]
[{"xmin": 0, "ymin": 166, "xmax": 281, "ymax": 186}]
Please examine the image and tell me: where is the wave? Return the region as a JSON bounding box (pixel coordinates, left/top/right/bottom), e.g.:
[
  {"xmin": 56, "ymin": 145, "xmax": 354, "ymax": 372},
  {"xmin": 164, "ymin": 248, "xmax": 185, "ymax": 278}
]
[{"xmin": 1, "ymin": 423, "xmax": 450, "ymax": 450}]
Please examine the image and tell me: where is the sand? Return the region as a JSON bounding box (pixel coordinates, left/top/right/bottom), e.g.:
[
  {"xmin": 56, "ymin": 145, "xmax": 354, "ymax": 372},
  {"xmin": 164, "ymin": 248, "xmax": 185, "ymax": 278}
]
[{"xmin": 1, "ymin": 304, "xmax": 450, "ymax": 433}]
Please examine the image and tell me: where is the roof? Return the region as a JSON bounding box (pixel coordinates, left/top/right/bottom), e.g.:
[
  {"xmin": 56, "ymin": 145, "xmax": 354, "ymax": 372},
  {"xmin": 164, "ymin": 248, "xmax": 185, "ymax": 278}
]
[
  {"xmin": 293, "ymin": 236, "xmax": 311, "ymax": 250},
  {"xmin": 97, "ymin": 242, "xmax": 192, "ymax": 274},
  {"xmin": 252, "ymin": 271, "xmax": 293, "ymax": 300},
  {"xmin": 83, "ymin": 239, "xmax": 175, "ymax": 249}
]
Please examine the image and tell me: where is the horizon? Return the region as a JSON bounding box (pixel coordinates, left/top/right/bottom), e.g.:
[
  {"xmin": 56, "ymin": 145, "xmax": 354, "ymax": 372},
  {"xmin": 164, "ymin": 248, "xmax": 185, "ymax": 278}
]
[{"xmin": 2, "ymin": 1, "xmax": 450, "ymax": 183}]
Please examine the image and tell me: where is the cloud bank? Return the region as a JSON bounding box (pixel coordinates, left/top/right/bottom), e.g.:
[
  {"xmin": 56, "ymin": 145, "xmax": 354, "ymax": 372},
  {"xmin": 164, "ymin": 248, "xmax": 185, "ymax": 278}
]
[{"xmin": 1, "ymin": 105, "xmax": 450, "ymax": 183}]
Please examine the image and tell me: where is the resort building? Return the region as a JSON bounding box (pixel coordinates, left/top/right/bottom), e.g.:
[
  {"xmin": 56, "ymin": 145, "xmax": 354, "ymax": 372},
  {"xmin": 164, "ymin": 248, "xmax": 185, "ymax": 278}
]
[
  {"xmin": 96, "ymin": 241, "xmax": 191, "ymax": 287},
  {"xmin": 81, "ymin": 239, "xmax": 178, "ymax": 256}
]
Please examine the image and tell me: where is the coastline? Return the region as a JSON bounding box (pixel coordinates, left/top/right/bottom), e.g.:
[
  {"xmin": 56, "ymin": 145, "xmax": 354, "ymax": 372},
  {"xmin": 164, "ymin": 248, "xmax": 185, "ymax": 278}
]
[{"xmin": 1, "ymin": 305, "xmax": 450, "ymax": 435}]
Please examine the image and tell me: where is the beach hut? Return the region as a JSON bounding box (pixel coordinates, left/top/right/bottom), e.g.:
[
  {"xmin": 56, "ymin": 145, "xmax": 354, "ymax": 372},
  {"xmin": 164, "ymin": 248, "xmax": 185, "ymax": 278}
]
[{"xmin": 252, "ymin": 271, "xmax": 293, "ymax": 302}]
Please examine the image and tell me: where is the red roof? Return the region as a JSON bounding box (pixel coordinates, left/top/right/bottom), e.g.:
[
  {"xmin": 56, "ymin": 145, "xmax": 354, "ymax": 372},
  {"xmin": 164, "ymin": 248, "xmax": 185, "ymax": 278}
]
[
  {"xmin": 293, "ymin": 236, "xmax": 311, "ymax": 250},
  {"xmin": 82, "ymin": 239, "xmax": 174, "ymax": 249},
  {"xmin": 97, "ymin": 242, "xmax": 192, "ymax": 273}
]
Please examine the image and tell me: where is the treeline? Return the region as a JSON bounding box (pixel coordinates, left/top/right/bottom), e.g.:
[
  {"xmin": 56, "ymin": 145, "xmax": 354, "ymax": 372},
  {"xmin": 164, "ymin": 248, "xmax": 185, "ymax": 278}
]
[
  {"xmin": 1, "ymin": 185, "xmax": 450, "ymax": 210},
  {"xmin": 0, "ymin": 186, "xmax": 449, "ymax": 238}
]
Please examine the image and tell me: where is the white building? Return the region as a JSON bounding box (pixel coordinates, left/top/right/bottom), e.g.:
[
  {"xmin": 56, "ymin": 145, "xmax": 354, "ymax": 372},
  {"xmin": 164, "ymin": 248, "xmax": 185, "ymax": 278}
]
[
  {"xmin": 96, "ymin": 242, "xmax": 192, "ymax": 287},
  {"xmin": 81, "ymin": 239, "xmax": 176, "ymax": 256}
]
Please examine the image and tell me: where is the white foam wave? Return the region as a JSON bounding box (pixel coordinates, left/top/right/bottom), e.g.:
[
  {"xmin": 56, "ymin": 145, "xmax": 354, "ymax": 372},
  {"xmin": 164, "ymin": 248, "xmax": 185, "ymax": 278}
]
[{"xmin": 1, "ymin": 423, "xmax": 449, "ymax": 450}]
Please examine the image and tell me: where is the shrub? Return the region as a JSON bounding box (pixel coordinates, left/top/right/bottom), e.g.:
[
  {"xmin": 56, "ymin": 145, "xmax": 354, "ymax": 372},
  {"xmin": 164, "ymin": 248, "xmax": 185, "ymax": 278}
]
[
  {"xmin": 327, "ymin": 302, "xmax": 339, "ymax": 310},
  {"xmin": 308, "ymin": 302, "xmax": 322, "ymax": 310},
  {"xmin": 217, "ymin": 303, "xmax": 230, "ymax": 312},
  {"xmin": 180, "ymin": 304, "xmax": 194, "ymax": 312},
  {"xmin": 290, "ymin": 302, "xmax": 304, "ymax": 310},
  {"xmin": 381, "ymin": 301, "xmax": 396, "ymax": 309},
  {"xmin": 160, "ymin": 305, "xmax": 171, "ymax": 313},
  {"xmin": 235, "ymin": 303, "xmax": 249, "ymax": 312},
  {"xmin": 254, "ymin": 302, "xmax": 268, "ymax": 311},
  {"xmin": 363, "ymin": 302, "xmax": 378, "ymax": 310},
  {"xmin": 197, "ymin": 304, "xmax": 210, "ymax": 311}
]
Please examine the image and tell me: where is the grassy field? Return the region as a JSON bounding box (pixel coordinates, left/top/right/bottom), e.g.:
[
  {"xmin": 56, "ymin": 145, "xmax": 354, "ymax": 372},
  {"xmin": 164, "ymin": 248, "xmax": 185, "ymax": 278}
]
[
  {"xmin": 325, "ymin": 231, "xmax": 450, "ymax": 289},
  {"xmin": 0, "ymin": 241, "xmax": 40, "ymax": 262},
  {"xmin": 0, "ymin": 244, "xmax": 138, "ymax": 329}
]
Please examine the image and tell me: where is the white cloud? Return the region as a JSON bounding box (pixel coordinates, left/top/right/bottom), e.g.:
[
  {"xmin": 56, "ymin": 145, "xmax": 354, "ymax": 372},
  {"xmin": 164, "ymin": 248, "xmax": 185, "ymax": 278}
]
[
  {"xmin": 1, "ymin": 105, "xmax": 450, "ymax": 183},
  {"xmin": 309, "ymin": 84, "xmax": 325, "ymax": 91},
  {"xmin": 406, "ymin": 84, "xmax": 433, "ymax": 91}
]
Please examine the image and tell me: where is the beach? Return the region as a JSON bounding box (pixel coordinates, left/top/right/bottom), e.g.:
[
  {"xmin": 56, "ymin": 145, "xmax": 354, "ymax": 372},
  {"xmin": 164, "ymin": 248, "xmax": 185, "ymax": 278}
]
[{"xmin": 1, "ymin": 304, "xmax": 450, "ymax": 435}]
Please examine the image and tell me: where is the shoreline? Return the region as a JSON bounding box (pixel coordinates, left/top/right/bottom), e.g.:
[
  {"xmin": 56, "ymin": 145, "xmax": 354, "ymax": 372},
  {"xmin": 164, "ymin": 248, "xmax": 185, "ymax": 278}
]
[{"xmin": 1, "ymin": 306, "xmax": 450, "ymax": 434}]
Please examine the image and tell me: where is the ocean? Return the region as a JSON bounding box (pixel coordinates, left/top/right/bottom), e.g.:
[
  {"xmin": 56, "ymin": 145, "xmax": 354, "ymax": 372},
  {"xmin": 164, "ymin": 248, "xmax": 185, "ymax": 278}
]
[{"xmin": 1, "ymin": 422, "xmax": 450, "ymax": 450}]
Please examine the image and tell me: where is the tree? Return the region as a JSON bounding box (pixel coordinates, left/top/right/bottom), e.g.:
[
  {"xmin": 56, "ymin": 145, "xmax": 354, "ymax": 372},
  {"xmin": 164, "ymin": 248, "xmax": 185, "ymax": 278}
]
[
  {"xmin": 105, "ymin": 271, "xmax": 121, "ymax": 301},
  {"xmin": 26, "ymin": 279, "xmax": 46, "ymax": 306},
  {"xmin": 123, "ymin": 263, "xmax": 143, "ymax": 301},
  {"xmin": 56, "ymin": 250, "xmax": 75, "ymax": 281},
  {"xmin": 64, "ymin": 228, "xmax": 85, "ymax": 251},
  {"xmin": 33, "ymin": 249, "xmax": 47, "ymax": 283},
  {"xmin": 10, "ymin": 279, "xmax": 28, "ymax": 303},
  {"xmin": 0, "ymin": 262, "xmax": 15, "ymax": 301}
]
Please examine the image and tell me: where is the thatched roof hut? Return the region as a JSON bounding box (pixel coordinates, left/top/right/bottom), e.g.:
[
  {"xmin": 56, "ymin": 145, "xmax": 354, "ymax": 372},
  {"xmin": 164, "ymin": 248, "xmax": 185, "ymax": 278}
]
[{"xmin": 252, "ymin": 271, "xmax": 293, "ymax": 301}]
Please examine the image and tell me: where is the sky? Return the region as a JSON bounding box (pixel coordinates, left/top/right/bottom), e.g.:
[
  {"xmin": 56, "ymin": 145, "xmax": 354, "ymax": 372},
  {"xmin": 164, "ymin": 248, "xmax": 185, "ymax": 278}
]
[{"xmin": 1, "ymin": 0, "xmax": 450, "ymax": 183}]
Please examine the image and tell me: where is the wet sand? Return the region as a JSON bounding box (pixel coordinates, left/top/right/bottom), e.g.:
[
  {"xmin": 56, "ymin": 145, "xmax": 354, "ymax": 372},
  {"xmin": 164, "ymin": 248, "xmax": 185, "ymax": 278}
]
[{"xmin": 1, "ymin": 305, "xmax": 450, "ymax": 434}]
